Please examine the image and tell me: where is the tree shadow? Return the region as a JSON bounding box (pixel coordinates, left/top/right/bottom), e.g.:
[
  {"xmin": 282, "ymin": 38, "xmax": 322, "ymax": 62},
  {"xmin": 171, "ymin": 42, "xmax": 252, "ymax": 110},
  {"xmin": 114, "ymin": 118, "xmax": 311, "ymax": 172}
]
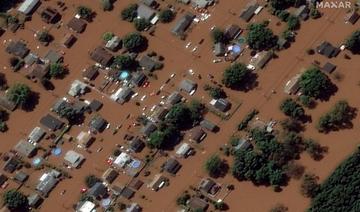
[
  {"xmin": 210, "ymin": 160, "xmax": 229, "ymax": 179},
  {"xmin": 318, "ymin": 82, "xmax": 338, "ymax": 102},
  {"xmin": 22, "ymin": 92, "xmax": 40, "ymax": 112}
]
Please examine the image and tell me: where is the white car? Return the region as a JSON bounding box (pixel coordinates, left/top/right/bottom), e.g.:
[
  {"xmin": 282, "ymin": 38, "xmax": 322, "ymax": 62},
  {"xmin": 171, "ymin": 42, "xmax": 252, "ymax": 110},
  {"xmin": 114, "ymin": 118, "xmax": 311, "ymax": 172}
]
[
  {"xmin": 247, "ymin": 64, "xmax": 256, "ymax": 71},
  {"xmin": 131, "ymin": 92, "xmax": 138, "ymax": 99},
  {"xmin": 140, "ymin": 95, "xmax": 147, "ymax": 101},
  {"xmin": 185, "ymin": 42, "xmax": 191, "ymax": 48},
  {"xmin": 170, "ymin": 73, "xmax": 176, "ymax": 78},
  {"xmin": 210, "ymin": 25, "xmax": 216, "ymax": 31},
  {"xmin": 212, "ymin": 59, "xmax": 222, "ymax": 63},
  {"xmin": 159, "ymin": 84, "xmax": 165, "ymax": 90},
  {"xmin": 189, "ymin": 89, "xmax": 196, "ymax": 96},
  {"xmin": 188, "ymin": 69, "xmax": 194, "ymax": 75},
  {"xmin": 191, "ymin": 46, "xmax": 198, "ymax": 52}
]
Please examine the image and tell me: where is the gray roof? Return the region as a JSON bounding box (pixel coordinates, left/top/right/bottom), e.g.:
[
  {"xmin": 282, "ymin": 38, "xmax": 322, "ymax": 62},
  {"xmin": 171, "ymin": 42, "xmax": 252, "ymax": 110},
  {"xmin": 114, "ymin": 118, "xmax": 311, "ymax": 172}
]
[
  {"xmin": 322, "ymin": 62, "xmax": 336, "ymax": 74},
  {"xmin": 131, "ymin": 72, "xmax": 147, "ymax": 87},
  {"xmin": 172, "ymin": 12, "xmax": 195, "ymax": 36},
  {"xmin": 163, "ymin": 158, "xmax": 181, "ymax": 174},
  {"xmin": 3, "ymin": 157, "xmax": 20, "ymax": 173},
  {"xmin": 28, "ymin": 127, "xmax": 46, "ymax": 143},
  {"xmin": 294, "ymin": 5, "xmax": 309, "ymax": 20},
  {"xmin": 88, "ymin": 182, "xmax": 107, "ymax": 198},
  {"xmin": 137, "ymin": 4, "xmax": 155, "ymax": 20},
  {"xmin": 64, "ymin": 150, "xmax": 84, "ymax": 168},
  {"xmin": 24, "ymin": 53, "xmax": 39, "ymax": 65},
  {"xmin": 190, "ymin": 127, "xmax": 206, "ymax": 142},
  {"xmin": 191, "ymin": 0, "xmax": 214, "ymax": 8},
  {"xmin": 234, "ymin": 139, "xmax": 252, "ymax": 150},
  {"xmin": 89, "ymin": 115, "xmax": 107, "ymax": 132},
  {"xmin": 129, "ymin": 137, "xmax": 144, "ymax": 152},
  {"xmin": 14, "ymin": 171, "xmax": 29, "ymax": 183},
  {"xmin": 345, "ymin": 11, "xmax": 360, "ymax": 24},
  {"xmin": 18, "ymin": 0, "xmax": 39, "ymax": 14},
  {"xmin": 200, "ymin": 119, "xmax": 217, "ymax": 132},
  {"xmin": 36, "ymin": 173, "xmax": 58, "ymax": 196},
  {"xmin": 240, "ymin": 3, "xmax": 259, "ymax": 22},
  {"xmin": 0, "ymin": 96, "xmax": 16, "ymax": 111},
  {"xmin": 89, "ymin": 99, "xmax": 103, "ymax": 112},
  {"xmin": 120, "ymin": 187, "xmax": 135, "ymax": 199},
  {"xmin": 27, "ymin": 193, "xmax": 42, "ymax": 207},
  {"xmin": 117, "ymin": 87, "xmax": 133, "ymax": 104},
  {"xmin": 214, "ymin": 42, "xmax": 226, "ymax": 56},
  {"xmin": 141, "ymin": 122, "xmax": 157, "ymax": 137},
  {"xmin": 14, "ymin": 140, "xmax": 36, "ymax": 157},
  {"xmin": 139, "ymin": 55, "xmax": 157, "ymax": 71},
  {"xmin": 105, "ymin": 36, "xmax": 121, "ymax": 51},
  {"xmin": 6, "ymin": 41, "xmax": 29, "ymax": 58},
  {"xmin": 317, "ymin": 41, "xmax": 340, "ymax": 58},
  {"xmin": 141, "ymin": 0, "xmax": 155, "ymax": 6},
  {"xmin": 213, "ymin": 98, "xmax": 231, "ymax": 112},
  {"xmin": 43, "ymin": 49, "xmax": 62, "ymax": 64},
  {"xmin": 40, "ymin": 114, "xmax": 64, "ymax": 131},
  {"xmin": 126, "ymin": 203, "xmax": 142, "ymax": 212},
  {"xmin": 179, "ymin": 79, "xmax": 196, "ymax": 93},
  {"xmin": 166, "ymin": 91, "xmax": 182, "ymax": 105}
]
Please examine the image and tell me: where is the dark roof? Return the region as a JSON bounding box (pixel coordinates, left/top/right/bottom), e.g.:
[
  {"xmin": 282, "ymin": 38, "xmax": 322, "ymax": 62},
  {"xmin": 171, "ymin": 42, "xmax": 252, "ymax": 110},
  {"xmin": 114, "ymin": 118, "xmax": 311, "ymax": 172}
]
[
  {"xmin": 140, "ymin": 122, "xmax": 157, "ymax": 137},
  {"xmin": 200, "ymin": 119, "xmax": 217, "ymax": 132},
  {"xmin": 129, "ymin": 137, "xmax": 145, "ymax": 152},
  {"xmin": 3, "ymin": 157, "xmax": 19, "ymax": 173},
  {"xmin": 27, "ymin": 63, "xmax": 49, "ymax": 80},
  {"xmin": 89, "ymin": 115, "xmax": 107, "ymax": 132},
  {"xmin": 345, "ymin": 11, "xmax": 360, "ymax": 24},
  {"xmin": 40, "ymin": 114, "xmax": 64, "ymax": 131},
  {"xmin": 163, "ymin": 158, "xmax": 181, "ymax": 174},
  {"xmin": 14, "ymin": 171, "xmax": 28, "ymax": 183},
  {"xmin": 240, "ymin": 3, "xmax": 259, "ymax": 22},
  {"xmin": 213, "ymin": 98, "xmax": 231, "ymax": 112},
  {"xmin": 41, "ymin": 7, "xmax": 60, "ymax": 24},
  {"xmin": 139, "ymin": 55, "xmax": 157, "ymax": 71},
  {"xmin": 6, "ymin": 41, "xmax": 29, "ymax": 58},
  {"xmin": 322, "ymin": 62, "xmax": 336, "ymax": 74},
  {"xmin": 67, "ymin": 17, "xmax": 87, "ymax": 33},
  {"xmin": 199, "ymin": 178, "xmax": 216, "ymax": 193},
  {"xmin": 62, "ymin": 33, "xmax": 77, "ymax": 48},
  {"xmin": 0, "ymin": 174, "xmax": 7, "ymax": 186},
  {"xmin": 90, "ymin": 47, "xmax": 113, "ymax": 67},
  {"xmin": 214, "ymin": 42, "xmax": 226, "ymax": 56},
  {"xmin": 0, "ymin": 96, "xmax": 16, "ymax": 111},
  {"xmin": 188, "ymin": 197, "xmax": 209, "ymax": 211},
  {"xmin": 120, "ymin": 187, "xmax": 135, "ymax": 199},
  {"xmin": 166, "ymin": 91, "xmax": 182, "ymax": 105},
  {"xmin": 317, "ymin": 41, "xmax": 340, "ymax": 58},
  {"xmin": 190, "ymin": 127, "xmax": 206, "ymax": 142},
  {"xmin": 88, "ymin": 182, "xmax": 107, "ymax": 199},
  {"xmin": 102, "ymin": 168, "xmax": 118, "ymax": 184},
  {"xmin": 82, "ymin": 66, "xmax": 99, "ymax": 81},
  {"xmin": 128, "ymin": 179, "xmax": 144, "ymax": 190},
  {"xmin": 172, "ymin": 12, "xmax": 195, "ymax": 36},
  {"xmin": 131, "ymin": 72, "xmax": 147, "ymax": 87},
  {"xmin": 224, "ymin": 24, "xmax": 241, "ymax": 40},
  {"xmin": 43, "ymin": 49, "xmax": 62, "ymax": 64},
  {"xmin": 89, "ymin": 99, "xmax": 103, "ymax": 112}
]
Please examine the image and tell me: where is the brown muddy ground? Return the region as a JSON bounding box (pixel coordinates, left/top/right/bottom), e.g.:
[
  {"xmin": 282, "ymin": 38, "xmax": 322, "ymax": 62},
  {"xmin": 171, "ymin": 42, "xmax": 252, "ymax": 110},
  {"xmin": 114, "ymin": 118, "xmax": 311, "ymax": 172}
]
[{"xmin": 0, "ymin": 0, "xmax": 359, "ymax": 212}]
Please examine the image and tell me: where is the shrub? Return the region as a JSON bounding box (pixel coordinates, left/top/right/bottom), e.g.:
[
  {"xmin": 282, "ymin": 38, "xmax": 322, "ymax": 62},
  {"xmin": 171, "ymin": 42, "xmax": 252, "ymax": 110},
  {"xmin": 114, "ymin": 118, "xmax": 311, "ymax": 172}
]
[
  {"xmin": 159, "ymin": 9, "xmax": 175, "ymax": 23},
  {"xmin": 121, "ymin": 4, "xmax": 138, "ymax": 22}
]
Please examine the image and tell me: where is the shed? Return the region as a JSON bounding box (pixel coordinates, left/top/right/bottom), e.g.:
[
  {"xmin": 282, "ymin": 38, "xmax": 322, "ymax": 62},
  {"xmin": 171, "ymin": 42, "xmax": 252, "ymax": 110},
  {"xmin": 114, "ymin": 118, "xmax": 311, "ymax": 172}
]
[
  {"xmin": 27, "ymin": 193, "xmax": 42, "ymax": 208},
  {"xmin": 17, "ymin": 0, "xmax": 39, "ymax": 15},
  {"xmin": 200, "ymin": 119, "xmax": 218, "ymax": 132},
  {"xmin": 14, "ymin": 171, "xmax": 29, "ymax": 183},
  {"xmin": 67, "ymin": 17, "xmax": 87, "ymax": 33},
  {"xmin": 41, "ymin": 7, "xmax": 60, "ymax": 24},
  {"xmin": 64, "ymin": 150, "xmax": 85, "ymax": 168},
  {"xmin": 322, "ymin": 62, "xmax": 336, "ymax": 74},
  {"xmin": 6, "ymin": 41, "xmax": 29, "ymax": 58},
  {"xmin": 102, "ymin": 168, "xmax": 118, "ymax": 184},
  {"xmin": 189, "ymin": 127, "xmax": 206, "ymax": 143},
  {"xmin": 28, "ymin": 127, "xmax": 46, "ymax": 143},
  {"xmin": 179, "ymin": 79, "xmax": 197, "ymax": 94},
  {"xmin": 137, "ymin": 4, "xmax": 156, "ymax": 20},
  {"xmin": 224, "ymin": 24, "xmax": 241, "ymax": 40},
  {"xmin": 14, "ymin": 140, "xmax": 36, "ymax": 158},
  {"xmin": 62, "ymin": 33, "xmax": 77, "ymax": 48},
  {"xmin": 163, "ymin": 158, "xmax": 181, "ymax": 174},
  {"xmin": 40, "ymin": 114, "xmax": 64, "ymax": 131},
  {"xmin": 90, "ymin": 47, "xmax": 113, "ymax": 67},
  {"xmin": 172, "ymin": 12, "xmax": 195, "ymax": 36},
  {"xmin": 140, "ymin": 122, "xmax": 157, "ymax": 137}
]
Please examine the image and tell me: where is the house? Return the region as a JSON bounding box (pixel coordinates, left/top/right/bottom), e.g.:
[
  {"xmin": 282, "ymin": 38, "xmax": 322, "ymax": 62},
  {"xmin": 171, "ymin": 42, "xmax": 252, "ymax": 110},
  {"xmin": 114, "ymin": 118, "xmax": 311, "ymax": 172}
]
[
  {"xmin": 3, "ymin": 157, "xmax": 19, "ymax": 173},
  {"xmin": 322, "ymin": 62, "xmax": 336, "ymax": 74},
  {"xmin": 88, "ymin": 99, "xmax": 103, "ymax": 112},
  {"xmin": 90, "ymin": 47, "xmax": 113, "ymax": 67},
  {"xmin": 82, "ymin": 66, "xmax": 99, "ymax": 81},
  {"xmin": 76, "ymin": 201, "xmax": 96, "ymax": 212},
  {"xmin": 248, "ymin": 51, "xmax": 273, "ymax": 70},
  {"xmin": 224, "ymin": 24, "xmax": 241, "ymax": 40},
  {"xmin": 111, "ymin": 87, "xmax": 133, "ymax": 104},
  {"xmin": 210, "ymin": 98, "xmax": 231, "ymax": 112},
  {"xmin": 149, "ymin": 107, "xmax": 168, "ymax": 123},
  {"xmin": 188, "ymin": 197, "xmax": 208, "ymax": 211},
  {"xmin": 51, "ymin": 98, "xmax": 69, "ymax": 113},
  {"xmin": 200, "ymin": 119, "xmax": 218, "ymax": 132},
  {"xmin": 172, "ymin": 12, "xmax": 195, "ymax": 36},
  {"xmin": 43, "ymin": 49, "xmax": 62, "ymax": 64},
  {"xmin": 28, "ymin": 127, "xmax": 46, "ymax": 143},
  {"xmin": 199, "ymin": 178, "xmax": 220, "ymax": 195},
  {"xmin": 163, "ymin": 158, "xmax": 181, "ymax": 174},
  {"xmin": 64, "ymin": 150, "xmax": 85, "ymax": 168},
  {"xmin": 189, "ymin": 127, "xmax": 206, "ymax": 143},
  {"xmin": 27, "ymin": 193, "xmax": 43, "ymax": 208},
  {"xmin": 284, "ymin": 73, "xmax": 302, "ymax": 95},
  {"xmin": 148, "ymin": 174, "xmax": 168, "ymax": 191},
  {"xmin": 40, "ymin": 114, "xmax": 64, "ymax": 131},
  {"xmin": 120, "ymin": 187, "xmax": 135, "ymax": 199},
  {"xmin": 88, "ymin": 182, "xmax": 107, "ymax": 199},
  {"xmin": 317, "ymin": 41, "xmax": 340, "ymax": 58},
  {"xmin": 126, "ymin": 203, "xmax": 142, "ymax": 212},
  {"xmin": 214, "ymin": 42, "xmax": 226, "ymax": 56},
  {"xmin": 191, "ymin": 0, "xmax": 214, "ymax": 8},
  {"xmin": 345, "ymin": 10, "xmax": 360, "ymax": 24},
  {"xmin": 27, "ymin": 63, "xmax": 50, "ymax": 81},
  {"xmin": 17, "ymin": 0, "xmax": 39, "ymax": 15},
  {"xmin": 294, "ymin": 5, "xmax": 309, "ymax": 20},
  {"xmin": 102, "ymin": 168, "xmax": 118, "ymax": 184},
  {"xmin": 234, "ymin": 138, "xmax": 252, "ymax": 150},
  {"xmin": 76, "ymin": 131, "xmax": 93, "ymax": 148},
  {"xmin": 240, "ymin": 2, "xmax": 259, "ymax": 22},
  {"xmin": 131, "ymin": 72, "xmax": 147, "ymax": 87},
  {"xmin": 14, "ymin": 140, "xmax": 36, "ymax": 158},
  {"xmin": 14, "ymin": 171, "xmax": 29, "ymax": 183},
  {"xmin": 6, "ymin": 41, "xmax": 29, "ymax": 58},
  {"xmin": 137, "ymin": 4, "xmax": 156, "ymax": 20},
  {"xmin": 0, "ymin": 96, "xmax": 16, "ymax": 111},
  {"xmin": 179, "ymin": 79, "xmax": 197, "ymax": 94},
  {"xmin": 105, "ymin": 36, "xmax": 121, "ymax": 51},
  {"xmin": 128, "ymin": 137, "xmax": 145, "ymax": 153},
  {"xmin": 68, "ymin": 80, "xmax": 88, "ymax": 97},
  {"xmin": 175, "ymin": 143, "xmax": 191, "ymax": 157},
  {"xmin": 24, "ymin": 53, "xmax": 39, "ymax": 66},
  {"xmin": 166, "ymin": 91, "xmax": 183, "ymax": 106},
  {"xmin": 36, "ymin": 172, "xmax": 58, "ymax": 196},
  {"xmin": 141, "ymin": 122, "xmax": 157, "ymax": 137},
  {"xmin": 41, "ymin": 7, "xmax": 60, "ymax": 24},
  {"xmin": 67, "ymin": 17, "xmax": 87, "ymax": 33},
  {"xmin": 139, "ymin": 55, "xmax": 157, "ymax": 71},
  {"xmin": 62, "ymin": 33, "xmax": 77, "ymax": 48},
  {"xmin": 128, "ymin": 179, "xmax": 144, "ymax": 190},
  {"xmin": 89, "ymin": 115, "xmax": 107, "ymax": 133}
]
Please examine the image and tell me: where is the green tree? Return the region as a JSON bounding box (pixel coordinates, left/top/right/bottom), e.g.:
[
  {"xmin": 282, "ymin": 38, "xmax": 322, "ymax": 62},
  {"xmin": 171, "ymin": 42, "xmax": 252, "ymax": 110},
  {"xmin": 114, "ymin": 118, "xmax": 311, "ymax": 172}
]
[
  {"xmin": 277, "ymin": 10, "xmax": 290, "ymax": 21},
  {"xmin": 77, "ymin": 6, "xmax": 93, "ymax": 20},
  {"xmin": 0, "ymin": 121, "xmax": 7, "ymax": 132},
  {"xmin": 310, "ymin": 7, "xmax": 321, "ymax": 19},
  {"xmin": 134, "ymin": 18, "xmax": 150, "ymax": 31},
  {"xmin": 85, "ymin": 175, "xmax": 101, "ymax": 188},
  {"xmin": 205, "ymin": 155, "xmax": 224, "ymax": 178},
  {"xmin": 121, "ymin": 4, "xmax": 138, "ymax": 22},
  {"xmin": 6, "ymin": 83, "xmax": 31, "ymax": 107},
  {"xmin": 211, "ymin": 28, "xmax": 225, "ymax": 44},
  {"xmin": 148, "ymin": 130, "xmax": 166, "ymax": 149},
  {"xmin": 3, "ymin": 190, "xmax": 28, "ymax": 210},
  {"xmin": 298, "ymin": 95, "xmax": 314, "ymax": 108},
  {"xmin": 101, "ymin": 0, "xmax": 113, "ymax": 11},
  {"xmin": 112, "ymin": 55, "xmax": 136, "ymax": 69},
  {"xmin": 49, "ymin": 63, "xmax": 65, "ymax": 78},
  {"xmin": 269, "ymin": 0, "xmax": 296, "ymax": 10},
  {"xmin": 279, "ymin": 98, "xmax": 304, "ymax": 119},
  {"xmin": 159, "ymin": 9, "xmax": 175, "ymax": 23},
  {"xmin": 122, "ymin": 32, "xmax": 147, "ymax": 52},
  {"xmin": 345, "ymin": 30, "xmax": 360, "ymax": 54},
  {"xmin": 304, "ymin": 139, "xmax": 325, "ymax": 160},
  {"xmin": 37, "ymin": 31, "xmax": 52, "ymax": 43},
  {"xmin": 299, "ymin": 67, "xmax": 333, "ymax": 99},
  {"xmin": 102, "ymin": 32, "xmax": 114, "ymax": 42},
  {"xmin": 300, "ymin": 173, "xmax": 319, "ymax": 198},
  {"xmin": 222, "ymin": 63, "xmax": 251, "ymax": 89},
  {"xmin": 287, "ymin": 15, "xmax": 300, "ymax": 30},
  {"xmin": 188, "ymin": 100, "xmax": 205, "ymax": 125},
  {"xmin": 176, "ymin": 193, "xmax": 190, "ymax": 206},
  {"xmin": 165, "ymin": 103, "xmax": 192, "ymax": 129},
  {"xmin": 246, "ymin": 23, "xmax": 277, "ymax": 50}
]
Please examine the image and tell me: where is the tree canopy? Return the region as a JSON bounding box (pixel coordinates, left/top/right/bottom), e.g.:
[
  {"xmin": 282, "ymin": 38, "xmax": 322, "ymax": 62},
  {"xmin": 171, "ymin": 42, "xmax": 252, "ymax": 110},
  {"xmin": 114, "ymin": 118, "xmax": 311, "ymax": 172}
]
[
  {"xmin": 299, "ymin": 67, "xmax": 334, "ymax": 99},
  {"xmin": 122, "ymin": 32, "xmax": 147, "ymax": 52},
  {"xmin": 287, "ymin": 15, "xmax": 300, "ymax": 31},
  {"xmin": 345, "ymin": 30, "xmax": 360, "ymax": 54},
  {"xmin": 222, "ymin": 63, "xmax": 251, "ymax": 89},
  {"xmin": 77, "ymin": 6, "xmax": 93, "ymax": 20},
  {"xmin": 3, "ymin": 190, "xmax": 28, "ymax": 210},
  {"xmin": 49, "ymin": 63, "xmax": 66, "ymax": 78},
  {"xmin": 121, "ymin": 4, "xmax": 138, "ymax": 22},
  {"xmin": 211, "ymin": 28, "xmax": 225, "ymax": 44},
  {"xmin": 159, "ymin": 9, "xmax": 175, "ymax": 23},
  {"xmin": 85, "ymin": 175, "xmax": 101, "ymax": 188},
  {"xmin": 112, "ymin": 55, "xmax": 136, "ymax": 70},
  {"xmin": 205, "ymin": 155, "xmax": 225, "ymax": 178},
  {"xmin": 246, "ymin": 23, "xmax": 277, "ymax": 50},
  {"xmin": 102, "ymin": 32, "xmax": 114, "ymax": 42},
  {"xmin": 101, "ymin": 0, "xmax": 113, "ymax": 11},
  {"xmin": 280, "ymin": 98, "xmax": 304, "ymax": 119},
  {"xmin": 37, "ymin": 31, "xmax": 52, "ymax": 43},
  {"xmin": 6, "ymin": 83, "xmax": 31, "ymax": 107},
  {"xmin": 134, "ymin": 18, "xmax": 150, "ymax": 31},
  {"xmin": 204, "ymin": 84, "xmax": 226, "ymax": 99}
]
